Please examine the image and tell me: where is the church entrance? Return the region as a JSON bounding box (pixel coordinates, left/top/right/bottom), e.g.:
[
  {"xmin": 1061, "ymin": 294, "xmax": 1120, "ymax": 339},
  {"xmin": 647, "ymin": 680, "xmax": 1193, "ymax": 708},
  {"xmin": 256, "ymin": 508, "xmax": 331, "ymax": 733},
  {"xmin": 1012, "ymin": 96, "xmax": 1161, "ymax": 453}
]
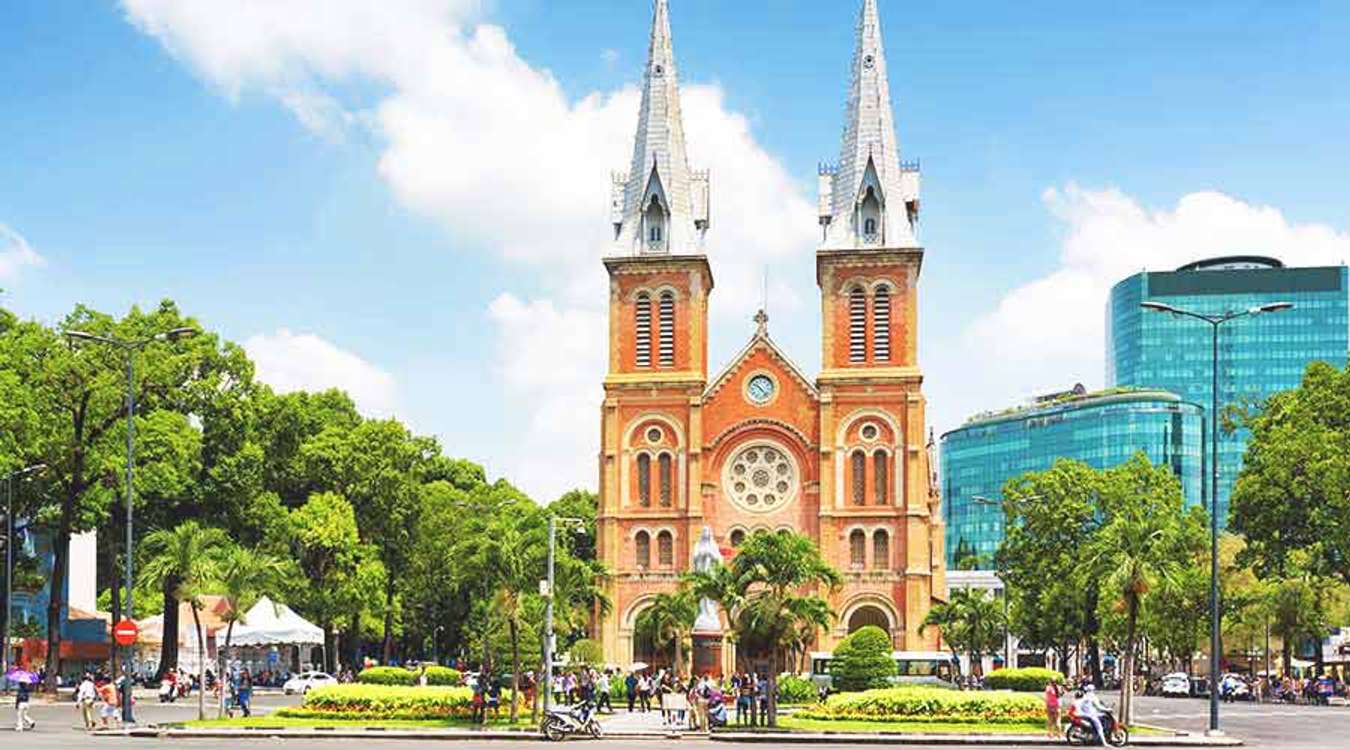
[{"xmin": 847, "ymin": 605, "xmax": 892, "ymax": 635}]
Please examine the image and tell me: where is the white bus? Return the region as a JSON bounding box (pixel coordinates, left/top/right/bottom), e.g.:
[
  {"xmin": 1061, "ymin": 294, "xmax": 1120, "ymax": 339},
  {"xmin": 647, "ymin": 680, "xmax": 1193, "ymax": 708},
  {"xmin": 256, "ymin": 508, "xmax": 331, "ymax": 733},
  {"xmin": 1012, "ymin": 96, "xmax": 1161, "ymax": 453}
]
[{"xmin": 809, "ymin": 650, "xmax": 956, "ymax": 692}]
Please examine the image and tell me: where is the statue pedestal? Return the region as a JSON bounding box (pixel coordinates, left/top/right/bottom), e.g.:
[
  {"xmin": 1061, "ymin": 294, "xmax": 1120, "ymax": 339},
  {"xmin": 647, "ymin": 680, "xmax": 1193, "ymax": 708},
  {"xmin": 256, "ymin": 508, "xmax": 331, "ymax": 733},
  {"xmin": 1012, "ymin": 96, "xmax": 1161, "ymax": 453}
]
[{"xmin": 691, "ymin": 632, "xmax": 723, "ymax": 679}]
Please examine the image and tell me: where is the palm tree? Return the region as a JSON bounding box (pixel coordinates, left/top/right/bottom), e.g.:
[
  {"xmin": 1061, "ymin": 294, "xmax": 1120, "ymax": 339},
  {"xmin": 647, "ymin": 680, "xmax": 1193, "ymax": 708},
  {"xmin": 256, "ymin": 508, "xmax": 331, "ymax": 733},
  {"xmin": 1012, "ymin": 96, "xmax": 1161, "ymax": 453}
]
[
  {"xmin": 212, "ymin": 546, "xmax": 290, "ymax": 718},
  {"xmin": 139, "ymin": 521, "xmax": 229, "ymax": 720},
  {"xmin": 688, "ymin": 531, "xmax": 840, "ymax": 727},
  {"xmin": 634, "ymin": 588, "xmax": 698, "ymax": 678},
  {"xmin": 921, "ymin": 588, "xmax": 1004, "ymax": 680}
]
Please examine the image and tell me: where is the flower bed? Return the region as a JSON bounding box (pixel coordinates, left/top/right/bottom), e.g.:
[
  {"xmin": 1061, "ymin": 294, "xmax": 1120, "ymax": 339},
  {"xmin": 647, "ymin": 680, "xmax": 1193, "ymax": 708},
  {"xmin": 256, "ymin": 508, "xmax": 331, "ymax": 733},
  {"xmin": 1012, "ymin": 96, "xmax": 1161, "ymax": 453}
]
[
  {"xmin": 276, "ymin": 685, "xmax": 481, "ymax": 721},
  {"xmin": 795, "ymin": 686, "xmax": 1042, "ymax": 725}
]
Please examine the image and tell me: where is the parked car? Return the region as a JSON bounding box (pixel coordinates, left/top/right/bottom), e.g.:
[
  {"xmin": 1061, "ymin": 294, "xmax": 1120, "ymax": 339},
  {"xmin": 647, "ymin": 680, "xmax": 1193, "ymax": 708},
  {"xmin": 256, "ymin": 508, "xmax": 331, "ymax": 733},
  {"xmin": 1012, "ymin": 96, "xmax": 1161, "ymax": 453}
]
[
  {"xmin": 283, "ymin": 671, "xmax": 336, "ymax": 695},
  {"xmin": 1161, "ymin": 672, "xmax": 1191, "ymax": 697}
]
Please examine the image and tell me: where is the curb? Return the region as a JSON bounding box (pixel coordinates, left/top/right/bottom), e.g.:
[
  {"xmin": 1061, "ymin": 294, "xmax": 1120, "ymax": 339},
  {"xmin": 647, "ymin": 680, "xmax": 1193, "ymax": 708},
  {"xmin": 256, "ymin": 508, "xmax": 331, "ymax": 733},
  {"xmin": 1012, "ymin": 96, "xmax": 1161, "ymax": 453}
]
[{"xmin": 709, "ymin": 732, "xmax": 1242, "ymax": 746}]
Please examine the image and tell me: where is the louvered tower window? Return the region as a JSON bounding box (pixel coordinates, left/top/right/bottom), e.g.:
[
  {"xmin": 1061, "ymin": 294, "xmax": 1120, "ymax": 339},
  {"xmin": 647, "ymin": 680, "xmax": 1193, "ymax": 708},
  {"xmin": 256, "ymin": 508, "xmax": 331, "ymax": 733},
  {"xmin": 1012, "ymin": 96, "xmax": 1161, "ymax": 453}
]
[
  {"xmin": 657, "ymin": 531, "xmax": 674, "ymax": 567},
  {"xmin": 635, "ymin": 293, "xmax": 652, "ymax": 367},
  {"xmin": 872, "ymin": 530, "xmax": 889, "ymax": 570},
  {"xmin": 658, "ymin": 291, "xmax": 675, "ymax": 367},
  {"xmin": 851, "ymin": 450, "xmax": 866, "ymax": 506},
  {"xmin": 849, "ymin": 287, "xmax": 867, "ymax": 362},
  {"xmin": 637, "ymin": 453, "xmax": 651, "ymax": 507},
  {"xmin": 873, "ymin": 284, "xmax": 891, "ymax": 361},
  {"xmin": 874, "ymin": 451, "xmax": 889, "ymax": 505},
  {"xmin": 635, "ymin": 531, "xmax": 650, "ymax": 568},
  {"xmin": 850, "ymin": 530, "xmax": 866, "ymax": 568},
  {"xmin": 658, "ymin": 453, "xmax": 673, "ymax": 506}
]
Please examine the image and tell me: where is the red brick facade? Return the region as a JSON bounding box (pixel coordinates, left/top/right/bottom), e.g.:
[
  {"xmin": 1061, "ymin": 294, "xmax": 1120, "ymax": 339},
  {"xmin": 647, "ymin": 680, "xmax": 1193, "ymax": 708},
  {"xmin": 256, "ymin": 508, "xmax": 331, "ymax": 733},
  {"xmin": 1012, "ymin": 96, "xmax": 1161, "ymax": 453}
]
[{"xmin": 596, "ymin": 250, "xmax": 946, "ymax": 669}]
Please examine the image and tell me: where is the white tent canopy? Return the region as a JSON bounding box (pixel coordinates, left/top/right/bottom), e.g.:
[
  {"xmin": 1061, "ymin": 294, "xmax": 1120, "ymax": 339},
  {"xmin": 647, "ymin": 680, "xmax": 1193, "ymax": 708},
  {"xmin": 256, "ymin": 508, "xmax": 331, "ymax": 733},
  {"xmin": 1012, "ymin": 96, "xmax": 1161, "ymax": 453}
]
[{"xmin": 229, "ymin": 596, "xmax": 323, "ymax": 646}]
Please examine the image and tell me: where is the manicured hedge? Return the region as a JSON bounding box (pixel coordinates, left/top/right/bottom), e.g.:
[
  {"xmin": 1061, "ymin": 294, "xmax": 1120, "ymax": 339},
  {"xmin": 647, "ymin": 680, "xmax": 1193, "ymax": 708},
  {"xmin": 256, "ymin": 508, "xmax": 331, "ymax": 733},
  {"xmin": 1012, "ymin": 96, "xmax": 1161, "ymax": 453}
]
[
  {"xmin": 795, "ymin": 686, "xmax": 1042, "ymax": 725},
  {"xmin": 985, "ymin": 667, "xmax": 1065, "ymax": 693},
  {"xmin": 424, "ymin": 666, "xmax": 463, "ymax": 686},
  {"xmin": 777, "ymin": 675, "xmax": 818, "ymax": 705},
  {"xmin": 357, "ymin": 667, "xmax": 417, "ymax": 686},
  {"xmin": 279, "ymin": 685, "xmax": 476, "ymax": 720}
]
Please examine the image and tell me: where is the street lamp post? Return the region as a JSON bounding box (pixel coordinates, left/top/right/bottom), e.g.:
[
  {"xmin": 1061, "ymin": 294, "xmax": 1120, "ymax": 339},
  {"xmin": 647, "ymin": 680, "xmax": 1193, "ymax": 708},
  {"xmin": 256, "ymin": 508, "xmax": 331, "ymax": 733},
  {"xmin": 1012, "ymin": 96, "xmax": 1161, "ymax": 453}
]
[
  {"xmin": 65, "ymin": 326, "xmax": 197, "ymax": 724},
  {"xmin": 1141, "ymin": 299, "xmax": 1293, "ymax": 736},
  {"xmin": 541, "ymin": 515, "xmax": 585, "ymax": 715},
  {"xmin": 3, "ymin": 464, "xmax": 46, "ymax": 690},
  {"xmin": 972, "ymin": 494, "xmax": 1043, "ymax": 672}
]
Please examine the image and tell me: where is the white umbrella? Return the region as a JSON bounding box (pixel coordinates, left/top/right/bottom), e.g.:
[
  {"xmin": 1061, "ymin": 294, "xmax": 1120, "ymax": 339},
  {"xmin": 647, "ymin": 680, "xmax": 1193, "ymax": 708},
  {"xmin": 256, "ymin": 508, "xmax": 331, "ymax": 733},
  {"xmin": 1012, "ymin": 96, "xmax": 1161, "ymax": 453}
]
[{"xmin": 630, "ymin": 662, "xmax": 649, "ymax": 671}]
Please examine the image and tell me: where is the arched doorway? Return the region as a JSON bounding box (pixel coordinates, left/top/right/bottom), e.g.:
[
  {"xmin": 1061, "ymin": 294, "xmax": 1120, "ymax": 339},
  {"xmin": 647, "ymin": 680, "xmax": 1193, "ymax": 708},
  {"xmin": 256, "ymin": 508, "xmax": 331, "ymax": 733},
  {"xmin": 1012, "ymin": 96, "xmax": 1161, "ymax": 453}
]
[{"xmin": 847, "ymin": 605, "xmax": 892, "ymax": 635}]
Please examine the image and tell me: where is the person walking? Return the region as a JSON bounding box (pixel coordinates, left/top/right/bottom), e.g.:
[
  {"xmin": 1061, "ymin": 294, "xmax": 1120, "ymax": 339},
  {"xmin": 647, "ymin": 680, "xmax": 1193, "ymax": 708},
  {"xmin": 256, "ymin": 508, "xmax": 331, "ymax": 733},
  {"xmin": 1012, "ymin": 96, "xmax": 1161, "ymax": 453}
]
[
  {"xmin": 624, "ymin": 671, "xmax": 638, "ymax": 712},
  {"xmin": 596, "ymin": 670, "xmax": 613, "ymax": 713},
  {"xmin": 238, "ymin": 669, "xmax": 254, "ymax": 718},
  {"xmin": 97, "ymin": 678, "xmax": 121, "ymax": 729},
  {"xmin": 1043, "ymin": 678, "xmax": 1062, "ymax": 738},
  {"xmin": 14, "ymin": 679, "xmax": 37, "ymax": 732},
  {"xmin": 638, "ymin": 672, "xmax": 652, "ymax": 713},
  {"xmin": 78, "ymin": 673, "xmax": 98, "ymax": 730},
  {"xmin": 755, "ymin": 673, "xmax": 768, "ymax": 727}
]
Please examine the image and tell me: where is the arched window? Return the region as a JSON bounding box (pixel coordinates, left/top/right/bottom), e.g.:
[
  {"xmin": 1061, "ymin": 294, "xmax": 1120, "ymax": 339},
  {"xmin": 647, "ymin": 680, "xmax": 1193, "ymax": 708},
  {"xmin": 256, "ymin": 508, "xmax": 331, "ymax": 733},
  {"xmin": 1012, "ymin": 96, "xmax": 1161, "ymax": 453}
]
[
  {"xmin": 645, "ymin": 195, "xmax": 666, "ymax": 249},
  {"xmin": 635, "ymin": 293, "xmax": 652, "ymax": 368},
  {"xmin": 730, "ymin": 529, "xmax": 745, "ymax": 548},
  {"xmin": 873, "ymin": 450, "xmax": 889, "ymax": 505},
  {"xmin": 849, "ymin": 529, "xmax": 866, "ymax": 568},
  {"xmin": 635, "ymin": 531, "xmax": 651, "ymax": 569},
  {"xmin": 864, "ymin": 218, "xmax": 877, "ymax": 236},
  {"xmin": 873, "ymin": 284, "xmax": 891, "ymax": 361},
  {"xmin": 848, "ymin": 287, "xmax": 867, "ymax": 363},
  {"xmin": 637, "ymin": 453, "xmax": 651, "ymax": 507},
  {"xmin": 860, "ymin": 186, "xmax": 882, "ymax": 243},
  {"xmin": 658, "ymin": 453, "xmax": 673, "ymax": 507},
  {"xmin": 658, "ymin": 291, "xmax": 675, "ymax": 367},
  {"xmin": 851, "ymin": 450, "xmax": 866, "ymax": 506},
  {"xmin": 872, "ymin": 530, "xmax": 890, "ymax": 570},
  {"xmin": 657, "ymin": 530, "xmax": 674, "ymax": 567}
]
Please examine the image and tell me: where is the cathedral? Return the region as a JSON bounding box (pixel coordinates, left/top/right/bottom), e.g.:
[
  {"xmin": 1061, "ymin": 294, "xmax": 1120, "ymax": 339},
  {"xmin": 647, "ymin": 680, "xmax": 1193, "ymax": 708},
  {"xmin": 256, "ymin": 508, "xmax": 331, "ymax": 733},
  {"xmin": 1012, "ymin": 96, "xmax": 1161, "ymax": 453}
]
[{"xmin": 596, "ymin": 0, "xmax": 946, "ymax": 671}]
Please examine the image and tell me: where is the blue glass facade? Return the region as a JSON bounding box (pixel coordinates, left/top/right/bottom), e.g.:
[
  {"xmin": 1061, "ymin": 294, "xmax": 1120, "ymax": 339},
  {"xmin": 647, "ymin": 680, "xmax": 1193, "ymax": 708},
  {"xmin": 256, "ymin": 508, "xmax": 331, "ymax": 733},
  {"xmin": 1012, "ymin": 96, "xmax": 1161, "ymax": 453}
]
[
  {"xmin": 1108, "ymin": 258, "xmax": 1349, "ymax": 526},
  {"xmin": 942, "ymin": 390, "xmax": 1204, "ymax": 569}
]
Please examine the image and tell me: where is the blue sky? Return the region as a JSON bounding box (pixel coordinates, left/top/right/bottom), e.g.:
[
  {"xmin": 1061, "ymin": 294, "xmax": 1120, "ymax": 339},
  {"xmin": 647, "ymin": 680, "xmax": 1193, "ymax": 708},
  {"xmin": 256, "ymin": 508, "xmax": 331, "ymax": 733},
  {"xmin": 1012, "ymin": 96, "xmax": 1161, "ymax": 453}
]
[{"xmin": 3, "ymin": 0, "xmax": 1349, "ymax": 500}]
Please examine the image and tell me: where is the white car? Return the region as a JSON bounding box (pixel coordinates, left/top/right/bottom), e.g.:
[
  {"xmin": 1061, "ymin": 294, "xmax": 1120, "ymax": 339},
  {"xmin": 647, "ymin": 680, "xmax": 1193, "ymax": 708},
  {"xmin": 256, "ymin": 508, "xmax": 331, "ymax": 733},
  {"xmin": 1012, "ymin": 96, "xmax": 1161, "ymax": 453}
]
[
  {"xmin": 283, "ymin": 671, "xmax": 336, "ymax": 695},
  {"xmin": 1161, "ymin": 672, "xmax": 1191, "ymax": 697}
]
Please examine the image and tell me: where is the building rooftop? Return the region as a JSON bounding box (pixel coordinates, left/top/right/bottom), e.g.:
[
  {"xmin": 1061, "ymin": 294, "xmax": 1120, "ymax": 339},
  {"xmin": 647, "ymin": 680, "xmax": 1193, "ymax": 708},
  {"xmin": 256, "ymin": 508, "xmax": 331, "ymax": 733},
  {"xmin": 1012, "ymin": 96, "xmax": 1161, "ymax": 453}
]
[{"xmin": 950, "ymin": 385, "xmax": 1191, "ymax": 433}]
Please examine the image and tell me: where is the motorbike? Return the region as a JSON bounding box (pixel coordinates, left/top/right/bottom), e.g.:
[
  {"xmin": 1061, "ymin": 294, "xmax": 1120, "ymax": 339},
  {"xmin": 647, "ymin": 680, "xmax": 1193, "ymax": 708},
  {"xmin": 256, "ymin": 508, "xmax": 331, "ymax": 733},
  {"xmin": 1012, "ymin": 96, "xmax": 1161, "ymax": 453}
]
[
  {"xmin": 1065, "ymin": 704, "xmax": 1129, "ymax": 746},
  {"xmin": 541, "ymin": 700, "xmax": 603, "ymax": 742}
]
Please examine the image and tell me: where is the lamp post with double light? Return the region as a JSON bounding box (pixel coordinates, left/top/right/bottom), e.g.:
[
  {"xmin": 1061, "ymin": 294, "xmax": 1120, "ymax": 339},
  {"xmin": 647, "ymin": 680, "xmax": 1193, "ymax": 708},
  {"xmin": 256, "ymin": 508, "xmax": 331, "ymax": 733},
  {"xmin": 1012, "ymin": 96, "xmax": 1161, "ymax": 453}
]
[
  {"xmin": 65, "ymin": 326, "xmax": 198, "ymax": 723},
  {"xmin": 972, "ymin": 493, "xmax": 1043, "ymax": 672},
  {"xmin": 1139, "ymin": 300, "xmax": 1293, "ymax": 736},
  {"xmin": 541, "ymin": 515, "xmax": 586, "ymax": 715},
  {"xmin": 3, "ymin": 464, "xmax": 46, "ymax": 690}
]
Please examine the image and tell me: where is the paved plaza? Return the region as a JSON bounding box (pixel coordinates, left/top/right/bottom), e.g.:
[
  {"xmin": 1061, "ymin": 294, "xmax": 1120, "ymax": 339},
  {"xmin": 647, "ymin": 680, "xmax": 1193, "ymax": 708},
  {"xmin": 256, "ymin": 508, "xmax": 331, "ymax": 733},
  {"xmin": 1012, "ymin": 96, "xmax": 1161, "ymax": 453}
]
[{"xmin": 1, "ymin": 692, "xmax": 1347, "ymax": 749}]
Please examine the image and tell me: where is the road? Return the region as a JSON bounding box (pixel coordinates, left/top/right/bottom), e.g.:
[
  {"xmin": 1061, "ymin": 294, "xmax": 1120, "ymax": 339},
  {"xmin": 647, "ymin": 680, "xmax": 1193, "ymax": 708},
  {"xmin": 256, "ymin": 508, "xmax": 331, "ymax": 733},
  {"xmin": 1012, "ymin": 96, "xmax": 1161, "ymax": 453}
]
[{"xmin": 1, "ymin": 692, "xmax": 1346, "ymax": 748}]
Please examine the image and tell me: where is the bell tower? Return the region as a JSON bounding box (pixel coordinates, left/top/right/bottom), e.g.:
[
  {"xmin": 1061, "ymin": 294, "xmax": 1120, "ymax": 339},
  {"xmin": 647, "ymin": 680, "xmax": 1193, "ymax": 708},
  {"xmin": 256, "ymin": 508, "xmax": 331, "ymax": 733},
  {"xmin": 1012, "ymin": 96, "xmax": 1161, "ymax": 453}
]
[
  {"xmin": 597, "ymin": 0, "xmax": 714, "ymax": 665},
  {"xmin": 815, "ymin": 0, "xmax": 944, "ymax": 650}
]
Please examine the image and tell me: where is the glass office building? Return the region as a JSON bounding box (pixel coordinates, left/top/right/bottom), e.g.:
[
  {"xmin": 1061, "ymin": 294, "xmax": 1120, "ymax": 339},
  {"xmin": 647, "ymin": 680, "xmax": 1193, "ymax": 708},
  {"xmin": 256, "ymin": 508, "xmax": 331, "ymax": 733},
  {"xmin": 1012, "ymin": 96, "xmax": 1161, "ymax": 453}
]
[
  {"xmin": 1108, "ymin": 256, "xmax": 1349, "ymax": 526},
  {"xmin": 942, "ymin": 387, "xmax": 1204, "ymax": 569}
]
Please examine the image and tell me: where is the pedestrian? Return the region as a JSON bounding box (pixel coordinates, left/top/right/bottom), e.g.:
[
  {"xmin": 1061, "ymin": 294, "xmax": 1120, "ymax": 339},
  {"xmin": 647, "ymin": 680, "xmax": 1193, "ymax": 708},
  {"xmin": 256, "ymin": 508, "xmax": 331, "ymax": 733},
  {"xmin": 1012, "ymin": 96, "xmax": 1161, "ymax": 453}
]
[
  {"xmin": 471, "ymin": 670, "xmax": 488, "ymax": 725},
  {"xmin": 78, "ymin": 672, "xmax": 98, "ymax": 730},
  {"xmin": 238, "ymin": 669, "xmax": 254, "ymax": 717},
  {"xmin": 97, "ymin": 677, "xmax": 121, "ymax": 729},
  {"xmin": 625, "ymin": 671, "xmax": 638, "ymax": 712},
  {"xmin": 1044, "ymin": 677, "xmax": 1061, "ymax": 738},
  {"xmin": 15, "ymin": 679, "xmax": 36, "ymax": 732},
  {"xmin": 735, "ymin": 673, "xmax": 752, "ymax": 726},
  {"xmin": 597, "ymin": 670, "xmax": 613, "ymax": 713},
  {"xmin": 638, "ymin": 671, "xmax": 653, "ymax": 712},
  {"xmin": 487, "ymin": 676, "xmax": 502, "ymax": 719},
  {"xmin": 755, "ymin": 673, "xmax": 768, "ymax": 727}
]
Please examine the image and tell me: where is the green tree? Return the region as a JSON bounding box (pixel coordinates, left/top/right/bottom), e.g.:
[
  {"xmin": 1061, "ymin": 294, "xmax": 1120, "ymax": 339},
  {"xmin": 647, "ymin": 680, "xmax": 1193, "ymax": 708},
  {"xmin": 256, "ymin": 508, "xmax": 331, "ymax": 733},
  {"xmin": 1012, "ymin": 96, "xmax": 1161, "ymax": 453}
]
[
  {"xmin": 211, "ymin": 545, "xmax": 291, "ymax": 718},
  {"xmin": 138, "ymin": 521, "xmax": 229, "ymax": 720},
  {"xmin": 688, "ymin": 531, "xmax": 840, "ymax": 726},
  {"xmin": 830, "ymin": 625, "xmax": 896, "ymax": 691},
  {"xmin": 634, "ymin": 588, "xmax": 698, "ymax": 678},
  {"xmin": 922, "ymin": 588, "xmax": 1005, "ymax": 678}
]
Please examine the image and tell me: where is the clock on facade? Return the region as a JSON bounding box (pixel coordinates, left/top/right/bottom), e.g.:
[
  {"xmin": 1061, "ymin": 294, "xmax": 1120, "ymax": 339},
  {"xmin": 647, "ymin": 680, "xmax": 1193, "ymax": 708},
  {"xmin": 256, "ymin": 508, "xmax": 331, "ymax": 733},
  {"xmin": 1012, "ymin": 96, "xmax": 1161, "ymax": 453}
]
[{"xmin": 746, "ymin": 374, "xmax": 776, "ymax": 404}]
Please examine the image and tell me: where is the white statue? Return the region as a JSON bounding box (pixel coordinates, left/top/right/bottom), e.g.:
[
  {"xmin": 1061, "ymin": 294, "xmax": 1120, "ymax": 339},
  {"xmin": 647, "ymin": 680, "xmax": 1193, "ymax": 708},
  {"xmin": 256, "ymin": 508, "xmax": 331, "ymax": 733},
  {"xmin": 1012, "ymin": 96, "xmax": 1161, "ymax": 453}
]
[{"xmin": 691, "ymin": 526, "xmax": 724, "ymax": 633}]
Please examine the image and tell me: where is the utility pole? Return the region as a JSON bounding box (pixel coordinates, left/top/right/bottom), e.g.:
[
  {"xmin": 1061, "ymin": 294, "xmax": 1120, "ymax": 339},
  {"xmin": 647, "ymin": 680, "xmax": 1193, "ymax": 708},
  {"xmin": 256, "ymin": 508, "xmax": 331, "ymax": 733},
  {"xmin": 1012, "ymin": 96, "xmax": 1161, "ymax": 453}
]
[
  {"xmin": 3, "ymin": 464, "xmax": 44, "ymax": 691},
  {"xmin": 541, "ymin": 515, "xmax": 585, "ymax": 715}
]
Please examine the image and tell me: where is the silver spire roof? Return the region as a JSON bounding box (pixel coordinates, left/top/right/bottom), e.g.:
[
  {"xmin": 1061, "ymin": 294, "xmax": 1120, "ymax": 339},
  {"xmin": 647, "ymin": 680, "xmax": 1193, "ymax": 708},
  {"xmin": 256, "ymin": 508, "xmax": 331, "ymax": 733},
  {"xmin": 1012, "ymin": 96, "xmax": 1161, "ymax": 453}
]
[
  {"xmin": 819, "ymin": 0, "xmax": 920, "ymax": 250},
  {"xmin": 611, "ymin": 0, "xmax": 709, "ymax": 256}
]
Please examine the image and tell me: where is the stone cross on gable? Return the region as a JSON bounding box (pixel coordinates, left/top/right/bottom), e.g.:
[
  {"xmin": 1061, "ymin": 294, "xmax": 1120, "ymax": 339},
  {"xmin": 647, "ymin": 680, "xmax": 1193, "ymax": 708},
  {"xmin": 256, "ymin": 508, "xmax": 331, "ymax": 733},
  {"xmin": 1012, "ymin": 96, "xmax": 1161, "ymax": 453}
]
[{"xmin": 754, "ymin": 309, "xmax": 768, "ymax": 336}]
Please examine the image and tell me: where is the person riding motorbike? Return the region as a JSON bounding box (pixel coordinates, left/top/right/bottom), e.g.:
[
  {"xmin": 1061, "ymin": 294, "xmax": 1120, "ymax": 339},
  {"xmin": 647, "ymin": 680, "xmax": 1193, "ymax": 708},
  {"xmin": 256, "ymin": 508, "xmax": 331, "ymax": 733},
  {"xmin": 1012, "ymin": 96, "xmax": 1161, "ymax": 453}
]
[{"xmin": 1074, "ymin": 684, "xmax": 1109, "ymax": 746}]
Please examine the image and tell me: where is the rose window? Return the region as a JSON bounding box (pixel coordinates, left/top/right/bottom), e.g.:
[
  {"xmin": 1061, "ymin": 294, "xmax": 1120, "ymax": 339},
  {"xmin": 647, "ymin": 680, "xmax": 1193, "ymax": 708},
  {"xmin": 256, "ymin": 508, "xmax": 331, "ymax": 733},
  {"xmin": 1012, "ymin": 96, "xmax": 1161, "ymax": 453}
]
[{"xmin": 723, "ymin": 442, "xmax": 798, "ymax": 512}]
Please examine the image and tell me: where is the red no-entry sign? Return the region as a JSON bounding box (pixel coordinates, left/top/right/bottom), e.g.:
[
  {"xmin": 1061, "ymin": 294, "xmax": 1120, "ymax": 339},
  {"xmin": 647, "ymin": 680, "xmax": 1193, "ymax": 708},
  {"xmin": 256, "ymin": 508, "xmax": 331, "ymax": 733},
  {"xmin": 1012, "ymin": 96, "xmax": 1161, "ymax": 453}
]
[{"xmin": 113, "ymin": 619, "xmax": 139, "ymax": 647}]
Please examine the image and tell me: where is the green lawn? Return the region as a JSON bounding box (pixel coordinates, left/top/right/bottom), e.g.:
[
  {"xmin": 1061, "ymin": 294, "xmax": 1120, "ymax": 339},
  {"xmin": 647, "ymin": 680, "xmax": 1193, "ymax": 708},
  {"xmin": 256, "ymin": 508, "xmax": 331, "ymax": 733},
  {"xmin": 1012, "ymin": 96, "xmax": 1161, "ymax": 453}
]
[
  {"xmin": 182, "ymin": 715, "xmax": 534, "ymax": 730},
  {"xmin": 776, "ymin": 715, "xmax": 1048, "ymax": 734}
]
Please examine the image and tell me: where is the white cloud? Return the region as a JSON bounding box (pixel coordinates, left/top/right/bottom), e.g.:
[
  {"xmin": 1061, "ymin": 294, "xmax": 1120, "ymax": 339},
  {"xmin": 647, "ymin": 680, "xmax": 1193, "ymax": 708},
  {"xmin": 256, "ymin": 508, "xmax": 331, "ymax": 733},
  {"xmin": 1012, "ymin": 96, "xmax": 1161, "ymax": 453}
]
[
  {"xmin": 244, "ymin": 329, "xmax": 398, "ymax": 418},
  {"xmin": 123, "ymin": 0, "xmax": 819, "ymax": 500},
  {"xmin": 958, "ymin": 185, "xmax": 1350, "ymax": 412},
  {"xmin": 0, "ymin": 223, "xmax": 45, "ymax": 282}
]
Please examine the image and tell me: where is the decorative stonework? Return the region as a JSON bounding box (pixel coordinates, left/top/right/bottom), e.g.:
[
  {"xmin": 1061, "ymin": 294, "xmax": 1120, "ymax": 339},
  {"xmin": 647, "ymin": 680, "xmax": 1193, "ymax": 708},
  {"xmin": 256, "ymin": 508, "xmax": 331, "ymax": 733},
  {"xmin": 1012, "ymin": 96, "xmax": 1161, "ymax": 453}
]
[{"xmin": 721, "ymin": 439, "xmax": 800, "ymax": 513}]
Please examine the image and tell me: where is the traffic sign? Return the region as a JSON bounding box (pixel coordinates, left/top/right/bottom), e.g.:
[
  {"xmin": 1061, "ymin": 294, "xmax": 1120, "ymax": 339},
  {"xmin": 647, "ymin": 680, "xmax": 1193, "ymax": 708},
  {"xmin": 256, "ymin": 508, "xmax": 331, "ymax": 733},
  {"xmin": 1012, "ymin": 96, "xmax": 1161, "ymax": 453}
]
[{"xmin": 113, "ymin": 619, "xmax": 138, "ymax": 647}]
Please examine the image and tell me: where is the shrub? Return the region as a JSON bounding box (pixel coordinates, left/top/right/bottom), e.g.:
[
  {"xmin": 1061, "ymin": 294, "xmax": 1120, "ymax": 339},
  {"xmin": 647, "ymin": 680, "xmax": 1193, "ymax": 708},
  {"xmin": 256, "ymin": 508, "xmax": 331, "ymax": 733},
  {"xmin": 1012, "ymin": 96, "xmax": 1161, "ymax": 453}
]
[
  {"xmin": 280, "ymin": 684, "xmax": 526, "ymax": 721},
  {"xmin": 985, "ymin": 667, "xmax": 1064, "ymax": 692},
  {"xmin": 424, "ymin": 666, "xmax": 462, "ymax": 686},
  {"xmin": 830, "ymin": 625, "xmax": 897, "ymax": 691},
  {"xmin": 796, "ymin": 686, "xmax": 1042, "ymax": 725},
  {"xmin": 776, "ymin": 674, "xmax": 818, "ymax": 705},
  {"xmin": 609, "ymin": 673, "xmax": 628, "ymax": 699},
  {"xmin": 568, "ymin": 639, "xmax": 603, "ymax": 667},
  {"xmin": 356, "ymin": 666, "xmax": 417, "ymax": 686}
]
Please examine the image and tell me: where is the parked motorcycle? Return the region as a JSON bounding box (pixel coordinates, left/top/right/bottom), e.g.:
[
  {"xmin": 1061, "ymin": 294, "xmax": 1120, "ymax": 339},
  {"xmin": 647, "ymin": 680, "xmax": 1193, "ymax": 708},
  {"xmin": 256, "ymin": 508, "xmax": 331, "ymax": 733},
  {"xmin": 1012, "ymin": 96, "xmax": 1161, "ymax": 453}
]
[
  {"xmin": 1065, "ymin": 704, "xmax": 1129, "ymax": 746},
  {"xmin": 541, "ymin": 700, "xmax": 603, "ymax": 742}
]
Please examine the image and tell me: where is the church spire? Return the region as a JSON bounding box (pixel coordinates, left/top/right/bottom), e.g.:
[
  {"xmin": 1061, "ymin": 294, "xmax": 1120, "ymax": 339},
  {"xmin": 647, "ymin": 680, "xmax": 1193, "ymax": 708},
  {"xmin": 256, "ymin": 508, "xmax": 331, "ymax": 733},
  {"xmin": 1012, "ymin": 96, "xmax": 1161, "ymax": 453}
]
[
  {"xmin": 611, "ymin": 0, "xmax": 709, "ymax": 256},
  {"xmin": 818, "ymin": 0, "xmax": 919, "ymax": 249}
]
